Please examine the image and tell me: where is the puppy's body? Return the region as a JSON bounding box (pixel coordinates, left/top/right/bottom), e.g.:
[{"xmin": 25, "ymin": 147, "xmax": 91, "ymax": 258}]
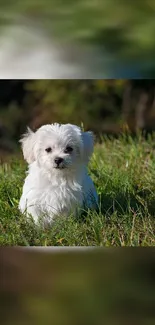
[
  {"xmin": 19, "ymin": 162, "xmax": 97, "ymax": 224},
  {"xmin": 19, "ymin": 123, "xmax": 98, "ymax": 225}
]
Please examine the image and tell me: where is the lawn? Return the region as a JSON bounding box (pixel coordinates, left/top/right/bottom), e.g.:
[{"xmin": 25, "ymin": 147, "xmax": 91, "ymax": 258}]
[{"xmin": 0, "ymin": 134, "xmax": 155, "ymax": 246}]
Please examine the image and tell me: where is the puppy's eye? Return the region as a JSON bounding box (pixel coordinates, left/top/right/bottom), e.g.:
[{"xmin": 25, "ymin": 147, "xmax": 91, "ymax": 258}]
[
  {"xmin": 45, "ymin": 147, "xmax": 52, "ymax": 153},
  {"xmin": 64, "ymin": 146, "xmax": 73, "ymax": 153}
]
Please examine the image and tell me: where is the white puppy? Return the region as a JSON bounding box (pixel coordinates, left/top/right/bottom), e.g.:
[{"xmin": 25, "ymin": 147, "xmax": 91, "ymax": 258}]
[{"xmin": 19, "ymin": 123, "xmax": 98, "ymax": 225}]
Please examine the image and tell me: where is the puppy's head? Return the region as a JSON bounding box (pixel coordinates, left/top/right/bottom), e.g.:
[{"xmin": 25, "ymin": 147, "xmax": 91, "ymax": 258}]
[{"xmin": 20, "ymin": 123, "xmax": 94, "ymax": 173}]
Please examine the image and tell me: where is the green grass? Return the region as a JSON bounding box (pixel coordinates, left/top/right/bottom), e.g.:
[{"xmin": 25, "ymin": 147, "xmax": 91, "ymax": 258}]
[{"xmin": 0, "ymin": 134, "xmax": 155, "ymax": 246}]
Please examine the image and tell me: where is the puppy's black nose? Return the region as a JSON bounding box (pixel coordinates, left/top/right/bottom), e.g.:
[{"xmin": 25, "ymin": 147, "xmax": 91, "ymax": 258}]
[{"xmin": 54, "ymin": 157, "xmax": 63, "ymax": 165}]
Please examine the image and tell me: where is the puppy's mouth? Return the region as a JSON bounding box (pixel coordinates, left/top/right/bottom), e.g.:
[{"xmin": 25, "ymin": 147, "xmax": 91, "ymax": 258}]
[{"xmin": 54, "ymin": 165, "xmax": 66, "ymax": 169}]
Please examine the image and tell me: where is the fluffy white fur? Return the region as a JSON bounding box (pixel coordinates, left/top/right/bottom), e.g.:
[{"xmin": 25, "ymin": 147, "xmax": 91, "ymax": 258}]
[{"xmin": 19, "ymin": 123, "xmax": 98, "ymax": 226}]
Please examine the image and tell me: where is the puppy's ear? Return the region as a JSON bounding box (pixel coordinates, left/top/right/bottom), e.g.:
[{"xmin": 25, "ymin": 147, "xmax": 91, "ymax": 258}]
[
  {"xmin": 82, "ymin": 131, "xmax": 94, "ymax": 163},
  {"xmin": 19, "ymin": 127, "xmax": 36, "ymax": 164}
]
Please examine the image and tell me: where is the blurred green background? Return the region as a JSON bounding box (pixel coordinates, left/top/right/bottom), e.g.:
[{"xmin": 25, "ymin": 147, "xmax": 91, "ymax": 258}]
[
  {"xmin": 1, "ymin": 248, "xmax": 155, "ymax": 325},
  {"xmin": 1, "ymin": 79, "xmax": 155, "ymax": 159},
  {"xmin": 0, "ymin": 1, "xmax": 155, "ymax": 77}
]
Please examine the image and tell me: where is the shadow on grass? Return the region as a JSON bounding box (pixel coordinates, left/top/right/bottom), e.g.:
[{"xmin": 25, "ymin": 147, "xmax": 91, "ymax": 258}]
[{"xmin": 99, "ymin": 188, "xmax": 155, "ymax": 217}]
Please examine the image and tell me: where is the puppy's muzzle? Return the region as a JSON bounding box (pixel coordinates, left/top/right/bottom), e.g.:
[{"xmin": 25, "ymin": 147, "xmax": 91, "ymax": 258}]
[{"xmin": 54, "ymin": 157, "xmax": 64, "ymax": 168}]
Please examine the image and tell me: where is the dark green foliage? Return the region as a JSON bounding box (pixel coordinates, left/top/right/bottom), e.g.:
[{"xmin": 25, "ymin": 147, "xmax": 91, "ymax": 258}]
[{"xmin": 0, "ymin": 80, "xmax": 125, "ymax": 154}]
